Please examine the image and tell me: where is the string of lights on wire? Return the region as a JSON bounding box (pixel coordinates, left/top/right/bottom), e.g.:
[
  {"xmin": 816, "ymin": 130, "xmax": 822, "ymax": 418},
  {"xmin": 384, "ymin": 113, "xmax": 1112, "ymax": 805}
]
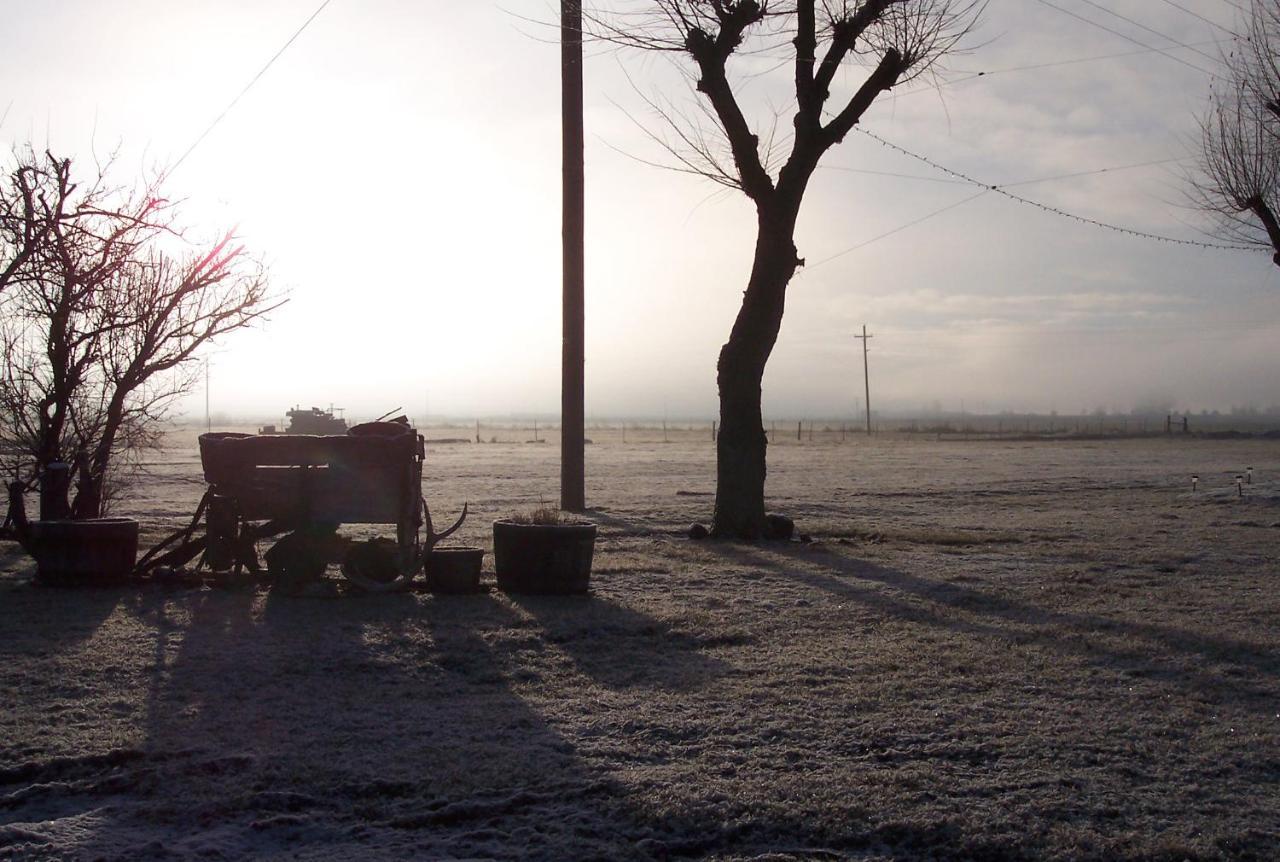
[{"xmin": 854, "ymin": 127, "xmax": 1264, "ymax": 254}]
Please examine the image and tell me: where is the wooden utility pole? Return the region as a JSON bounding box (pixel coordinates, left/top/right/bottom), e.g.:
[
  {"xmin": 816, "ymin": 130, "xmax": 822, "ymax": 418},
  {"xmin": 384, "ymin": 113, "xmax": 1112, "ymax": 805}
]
[
  {"xmin": 855, "ymin": 325, "xmax": 873, "ymax": 434},
  {"xmin": 561, "ymin": 0, "xmax": 585, "ymax": 511},
  {"xmin": 205, "ymin": 358, "xmax": 211, "ymax": 433}
]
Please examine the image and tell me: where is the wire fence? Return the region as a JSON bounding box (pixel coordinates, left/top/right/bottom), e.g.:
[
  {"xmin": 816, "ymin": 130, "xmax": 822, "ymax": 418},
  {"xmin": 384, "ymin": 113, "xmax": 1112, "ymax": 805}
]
[{"xmin": 290, "ymin": 414, "xmax": 1280, "ymax": 446}]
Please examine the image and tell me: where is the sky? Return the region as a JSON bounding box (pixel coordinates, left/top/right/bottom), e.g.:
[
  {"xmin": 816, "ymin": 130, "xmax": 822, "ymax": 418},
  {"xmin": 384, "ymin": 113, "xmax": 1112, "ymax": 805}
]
[{"xmin": 2, "ymin": 0, "xmax": 1277, "ymax": 421}]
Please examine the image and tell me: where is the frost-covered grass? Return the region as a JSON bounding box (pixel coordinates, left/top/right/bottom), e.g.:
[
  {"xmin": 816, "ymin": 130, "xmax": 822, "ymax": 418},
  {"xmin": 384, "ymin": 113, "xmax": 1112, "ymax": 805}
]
[{"xmin": 1, "ymin": 434, "xmax": 1277, "ymax": 860}]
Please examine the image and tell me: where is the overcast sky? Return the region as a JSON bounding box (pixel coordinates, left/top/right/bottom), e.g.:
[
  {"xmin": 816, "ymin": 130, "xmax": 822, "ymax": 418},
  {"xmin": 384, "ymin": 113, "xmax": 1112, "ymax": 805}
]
[{"xmin": 2, "ymin": 0, "xmax": 1276, "ymax": 421}]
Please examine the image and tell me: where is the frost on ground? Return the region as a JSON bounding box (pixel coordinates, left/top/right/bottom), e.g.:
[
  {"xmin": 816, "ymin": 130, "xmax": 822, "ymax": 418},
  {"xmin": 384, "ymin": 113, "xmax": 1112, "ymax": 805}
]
[{"xmin": 1, "ymin": 433, "xmax": 1277, "ymax": 860}]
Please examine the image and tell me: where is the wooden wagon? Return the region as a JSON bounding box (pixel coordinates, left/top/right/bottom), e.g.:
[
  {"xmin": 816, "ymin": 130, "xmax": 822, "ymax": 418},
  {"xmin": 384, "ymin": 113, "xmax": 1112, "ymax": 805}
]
[{"xmin": 139, "ymin": 423, "xmax": 464, "ymax": 590}]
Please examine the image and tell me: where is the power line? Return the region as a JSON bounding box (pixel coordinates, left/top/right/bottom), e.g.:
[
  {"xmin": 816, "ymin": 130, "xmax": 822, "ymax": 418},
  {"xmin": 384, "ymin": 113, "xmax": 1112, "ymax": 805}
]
[
  {"xmin": 803, "ymin": 189, "xmax": 990, "ymax": 270},
  {"xmin": 1032, "ymin": 0, "xmax": 1216, "ymax": 76},
  {"xmin": 1156, "ymin": 0, "xmax": 1242, "ymax": 38},
  {"xmin": 169, "ymin": 0, "xmax": 335, "ymax": 175},
  {"xmin": 854, "ymin": 127, "xmax": 1261, "ymax": 253},
  {"xmin": 1000, "ymin": 157, "xmax": 1185, "ymax": 189},
  {"xmin": 819, "ymin": 165, "xmax": 969, "ymax": 184},
  {"xmin": 943, "ymin": 38, "xmax": 1228, "ymax": 82},
  {"xmin": 756, "ymin": 36, "xmax": 1229, "ymax": 87},
  {"xmin": 1075, "ymin": 0, "xmax": 1223, "ymax": 65},
  {"xmin": 820, "ymin": 156, "xmax": 1185, "ymax": 189}
]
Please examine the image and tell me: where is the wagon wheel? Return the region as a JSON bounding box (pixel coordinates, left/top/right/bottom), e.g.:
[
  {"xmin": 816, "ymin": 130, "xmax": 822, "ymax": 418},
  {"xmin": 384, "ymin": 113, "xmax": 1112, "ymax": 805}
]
[
  {"xmin": 341, "ymin": 538, "xmax": 412, "ymax": 593},
  {"xmin": 265, "ymin": 525, "xmax": 338, "ymax": 593}
]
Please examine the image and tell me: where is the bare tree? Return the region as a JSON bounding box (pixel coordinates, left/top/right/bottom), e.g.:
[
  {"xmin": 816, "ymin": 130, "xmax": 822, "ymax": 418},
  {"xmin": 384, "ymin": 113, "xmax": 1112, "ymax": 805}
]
[
  {"xmin": 0, "ymin": 149, "xmax": 277, "ymax": 519},
  {"xmin": 1193, "ymin": 1, "xmax": 1280, "ymax": 265},
  {"xmin": 588, "ymin": 0, "xmax": 983, "ymax": 537}
]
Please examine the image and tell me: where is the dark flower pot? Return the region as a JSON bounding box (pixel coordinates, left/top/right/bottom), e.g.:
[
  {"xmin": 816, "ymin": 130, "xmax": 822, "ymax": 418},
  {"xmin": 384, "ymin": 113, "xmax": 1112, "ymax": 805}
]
[
  {"xmin": 424, "ymin": 546, "xmax": 484, "ymax": 594},
  {"xmin": 28, "ymin": 518, "xmax": 139, "ymax": 586},
  {"xmin": 492, "ymin": 520, "xmax": 596, "ymax": 595}
]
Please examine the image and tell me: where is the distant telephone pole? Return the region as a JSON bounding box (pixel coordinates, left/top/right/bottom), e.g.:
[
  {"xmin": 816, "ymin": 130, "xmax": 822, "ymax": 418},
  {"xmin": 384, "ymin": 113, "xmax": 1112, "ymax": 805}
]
[{"xmin": 855, "ymin": 325, "xmax": 873, "ymax": 434}]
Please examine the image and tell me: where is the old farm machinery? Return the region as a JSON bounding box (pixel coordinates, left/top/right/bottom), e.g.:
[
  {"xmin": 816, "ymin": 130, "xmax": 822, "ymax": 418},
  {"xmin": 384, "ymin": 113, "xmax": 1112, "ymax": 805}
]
[{"xmin": 136, "ymin": 420, "xmax": 466, "ymax": 592}]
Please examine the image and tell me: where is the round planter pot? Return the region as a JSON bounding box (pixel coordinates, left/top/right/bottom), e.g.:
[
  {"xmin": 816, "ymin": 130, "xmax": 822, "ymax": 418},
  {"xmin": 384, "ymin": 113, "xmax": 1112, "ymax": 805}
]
[
  {"xmin": 28, "ymin": 518, "xmax": 139, "ymax": 586},
  {"xmin": 424, "ymin": 546, "xmax": 484, "ymax": 594},
  {"xmin": 492, "ymin": 520, "xmax": 596, "ymax": 595}
]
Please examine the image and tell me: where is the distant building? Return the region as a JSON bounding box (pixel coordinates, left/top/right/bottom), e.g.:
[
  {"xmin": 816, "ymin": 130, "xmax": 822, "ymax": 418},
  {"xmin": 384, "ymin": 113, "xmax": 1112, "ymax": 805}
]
[{"xmin": 284, "ymin": 406, "xmax": 348, "ymax": 435}]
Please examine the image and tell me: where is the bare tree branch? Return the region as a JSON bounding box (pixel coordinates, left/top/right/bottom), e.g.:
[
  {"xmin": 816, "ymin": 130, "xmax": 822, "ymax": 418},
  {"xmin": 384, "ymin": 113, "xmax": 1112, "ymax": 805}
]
[
  {"xmin": 0, "ymin": 149, "xmax": 280, "ymax": 518},
  {"xmin": 580, "ymin": 0, "xmax": 984, "ymax": 537},
  {"xmin": 1190, "ymin": 0, "xmax": 1280, "ymax": 264}
]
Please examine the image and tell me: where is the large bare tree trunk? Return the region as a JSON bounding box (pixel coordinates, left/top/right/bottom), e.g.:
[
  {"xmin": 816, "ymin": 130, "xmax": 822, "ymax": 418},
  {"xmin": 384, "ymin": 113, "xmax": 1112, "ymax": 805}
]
[
  {"xmin": 712, "ymin": 207, "xmax": 800, "ymax": 538},
  {"xmin": 583, "ymin": 1, "xmax": 975, "ymax": 539}
]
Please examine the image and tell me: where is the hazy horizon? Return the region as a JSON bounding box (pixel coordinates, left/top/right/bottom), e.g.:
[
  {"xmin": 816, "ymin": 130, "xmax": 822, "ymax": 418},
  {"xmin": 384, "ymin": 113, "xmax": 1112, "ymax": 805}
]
[{"xmin": 189, "ymin": 403, "xmax": 1280, "ymax": 428}]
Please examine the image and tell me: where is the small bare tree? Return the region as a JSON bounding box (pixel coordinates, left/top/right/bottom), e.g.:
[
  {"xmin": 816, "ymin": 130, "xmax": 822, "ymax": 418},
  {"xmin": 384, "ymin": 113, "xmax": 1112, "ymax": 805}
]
[
  {"xmin": 0, "ymin": 149, "xmax": 277, "ymax": 519},
  {"xmin": 1193, "ymin": 1, "xmax": 1280, "ymax": 265},
  {"xmin": 588, "ymin": 1, "xmax": 983, "ymax": 537}
]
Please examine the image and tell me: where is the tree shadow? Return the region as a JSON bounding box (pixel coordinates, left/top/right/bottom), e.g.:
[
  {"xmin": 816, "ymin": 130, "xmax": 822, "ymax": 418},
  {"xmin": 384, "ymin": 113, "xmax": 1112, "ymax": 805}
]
[
  {"xmin": 0, "ymin": 562, "xmax": 122, "ymax": 652},
  {"xmin": 506, "ymin": 593, "xmax": 733, "ymax": 691},
  {"xmin": 0, "ymin": 542, "xmax": 33, "ymax": 573},
  {"xmin": 581, "ymin": 508, "xmax": 678, "ymax": 538},
  {"xmin": 701, "ymin": 540, "xmax": 1279, "ymax": 713},
  {"xmin": 8, "ymin": 583, "xmax": 666, "ymax": 859},
  {"xmin": 6, "ymin": 568, "xmax": 1239, "ymax": 860}
]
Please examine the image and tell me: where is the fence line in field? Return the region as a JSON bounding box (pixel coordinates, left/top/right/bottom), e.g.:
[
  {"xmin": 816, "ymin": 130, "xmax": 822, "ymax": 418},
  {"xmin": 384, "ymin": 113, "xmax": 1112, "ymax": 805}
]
[{"xmin": 390, "ymin": 412, "xmax": 1279, "ymax": 445}]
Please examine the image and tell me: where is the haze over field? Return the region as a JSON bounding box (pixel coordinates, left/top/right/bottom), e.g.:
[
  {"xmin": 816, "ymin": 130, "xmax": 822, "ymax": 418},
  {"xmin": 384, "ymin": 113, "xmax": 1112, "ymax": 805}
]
[{"xmin": 3, "ymin": 0, "xmax": 1278, "ymax": 418}]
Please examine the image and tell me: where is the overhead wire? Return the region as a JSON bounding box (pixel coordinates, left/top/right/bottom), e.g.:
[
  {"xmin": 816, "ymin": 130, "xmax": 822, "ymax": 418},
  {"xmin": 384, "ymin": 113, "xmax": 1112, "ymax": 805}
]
[
  {"xmin": 1032, "ymin": 0, "xmax": 1216, "ymax": 75},
  {"xmin": 941, "ymin": 38, "xmax": 1228, "ymax": 83},
  {"xmin": 999, "ymin": 157, "xmax": 1186, "ymax": 189},
  {"xmin": 802, "ymin": 189, "xmax": 991, "ymax": 272},
  {"xmin": 851, "ymin": 127, "xmax": 1260, "ymax": 253},
  {"xmin": 819, "ymin": 165, "xmax": 970, "ymax": 184},
  {"xmin": 1075, "ymin": 0, "xmax": 1224, "ymax": 65},
  {"xmin": 1155, "ymin": 0, "xmax": 1242, "ymax": 37},
  {"xmin": 819, "ymin": 156, "xmax": 1186, "ymax": 189},
  {"xmin": 801, "ymin": 131, "xmax": 1259, "ymax": 267},
  {"xmin": 168, "ymin": 0, "xmax": 335, "ymax": 176}
]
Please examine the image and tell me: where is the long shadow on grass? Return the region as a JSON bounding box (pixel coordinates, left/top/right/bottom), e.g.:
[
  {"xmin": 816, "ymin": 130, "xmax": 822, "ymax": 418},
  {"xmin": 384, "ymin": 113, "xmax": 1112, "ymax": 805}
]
[
  {"xmin": 24, "ymin": 584, "xmax": 684, "ymax": 859},
  {"xmin": 0, "ymin": 568, "xmax": 122, "ymax": 653},
  {"xmin": 701, "ymin": 541, "xmax": 1279, "ymax": 713},
  {"xmin": 2, "ymin": 578, "xmax": 1165, "ymax": 861},
  {"xmin": 508, "ymin": 593, "xmax": 732, "ymax": 691},
  {"xmin": 583, "ymin": 508, "xmax": 688, "ymax": 539}
]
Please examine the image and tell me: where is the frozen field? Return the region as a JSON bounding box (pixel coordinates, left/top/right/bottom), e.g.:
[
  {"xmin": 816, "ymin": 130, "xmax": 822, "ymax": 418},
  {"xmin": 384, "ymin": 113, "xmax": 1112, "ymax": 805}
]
[{"xmin": 1, "ymin": 431, "xmax": 1278, "ymax": 860}]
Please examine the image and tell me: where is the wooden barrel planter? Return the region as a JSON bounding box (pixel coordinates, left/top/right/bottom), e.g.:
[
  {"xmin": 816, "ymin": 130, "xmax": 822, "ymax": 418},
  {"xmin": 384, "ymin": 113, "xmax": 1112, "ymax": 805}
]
[
  {"xmin": 492, "ymin": 520, "xmax": 596, "ymax": 595},
  {"xmin": 27, "ymin": 518, "xmax": 139, "ymax": 586},
  {"xmin": 424, "ymin": 546, "xmax": 484, "ymax": 594}
]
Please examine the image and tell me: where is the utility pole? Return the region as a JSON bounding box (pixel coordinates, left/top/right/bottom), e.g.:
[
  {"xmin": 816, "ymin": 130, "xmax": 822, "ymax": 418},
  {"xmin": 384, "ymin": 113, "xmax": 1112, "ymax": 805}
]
[
  {"xmin": 205, "ymin": 357, "xmax": 211, "ymax": 433},
  {"xmin": 560, "ymin": 0, "xmax": 586, "ymax": 512},
  {"xmin": 855, "ymin": 325, "xmax": 873, "ymax": 434}
]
